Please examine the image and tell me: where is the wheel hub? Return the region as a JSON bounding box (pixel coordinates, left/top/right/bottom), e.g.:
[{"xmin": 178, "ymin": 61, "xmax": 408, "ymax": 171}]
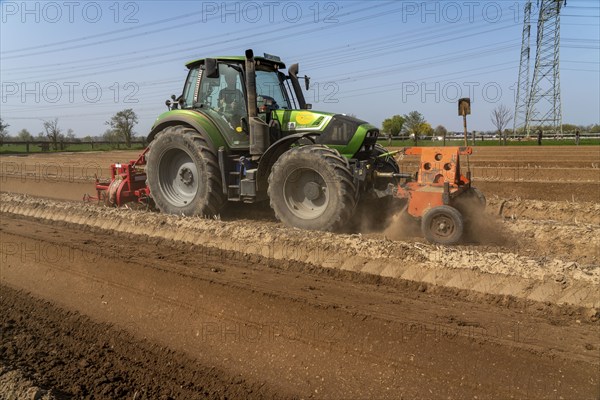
[
  {"xmin": 303, "ymin": 182, "xmax": 322, "ymax": 201},
  {"xmin": 179, "ymin": 167, "xmax": 194, "ymax": 185},
  {"xmin": 283, "ymin": 168, "xmax": 329, "ymax": 220},
  {"xmin": 433, "ymin": 216, "xmax": 454, "ymax": 237},
  {"xmin": 157, "ymin": 148, "xmax": 199, "ymax": 207}
]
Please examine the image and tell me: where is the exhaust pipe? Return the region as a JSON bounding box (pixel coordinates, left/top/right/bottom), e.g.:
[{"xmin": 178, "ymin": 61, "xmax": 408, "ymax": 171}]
[
  {"xmin": 288, "ymin": 63, "xmax": 307, "ymax": 110},
  {"xmin": 245, "ymin": 49, "xmax": 269, "ymax": 156},
  {"xmin": 245, "ymin": 49, "xmax": 257, "ymax": 119}
]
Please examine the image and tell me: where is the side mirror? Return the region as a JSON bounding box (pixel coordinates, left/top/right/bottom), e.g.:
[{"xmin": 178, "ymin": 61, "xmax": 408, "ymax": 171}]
[
  {"xmin": 166, "ymin": 95, "xmax": 176, "ymax": 110},
  {"xmin": 287, "ymin": 63, "xmax": 307, "ymax": 109},
  {"xmin": 166, "ymin": 94, "xmax": 183, "ymax": 110},
  {"xmin": 304, "ymin": 75, "xmax": 310, "ymax": 91},
  {"xmin": 205, "ymin": 58, "xmax": 219, "ymax": 79}
]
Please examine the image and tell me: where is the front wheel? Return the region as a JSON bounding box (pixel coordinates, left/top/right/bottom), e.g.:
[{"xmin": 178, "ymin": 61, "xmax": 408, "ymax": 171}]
[
  {"xmin": 421, "ymin": 205, "xmax": 464, "ymax": 245},
  {"xmin": 146, "ymin": 125, "xmax": 226, "ymax": 216},
  {"xmin": 268, "ymin": 145, "xmax": 357, "ymax": 231}
]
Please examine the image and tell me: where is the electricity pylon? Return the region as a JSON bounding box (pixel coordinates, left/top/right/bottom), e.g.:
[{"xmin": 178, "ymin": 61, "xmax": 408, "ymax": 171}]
[
  {"xmin": 513, "ymin": 1, "xmax": 532, "ymax": 136},
  {"xmin": 525, "ymin": 0, "xmax": 565, "ymax": 136}
]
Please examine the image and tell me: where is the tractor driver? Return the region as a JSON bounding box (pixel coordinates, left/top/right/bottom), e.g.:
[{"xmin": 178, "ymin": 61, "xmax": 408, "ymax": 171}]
[{"xmin": 218, "ymin": 69, "xmax": 245, "ymax": 129}]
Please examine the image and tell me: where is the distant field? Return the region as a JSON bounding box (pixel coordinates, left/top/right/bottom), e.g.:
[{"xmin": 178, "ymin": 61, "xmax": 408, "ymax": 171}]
[
  {"xmin": 0, "ymin": 142, "xmax": 146, "ymax": 154},
  {"xmin": 379, "ymin": 138, "xmax": 600, "ymax": 147},
  {"xmin": 2, "ymin": 138, "xmax": 598, "ymax": 155}
]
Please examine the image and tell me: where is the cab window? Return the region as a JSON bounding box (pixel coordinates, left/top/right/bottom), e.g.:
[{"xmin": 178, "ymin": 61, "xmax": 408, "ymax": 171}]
[{"xmin": 198, "ymin": 63, "xmax": 249, "ymax": 147}]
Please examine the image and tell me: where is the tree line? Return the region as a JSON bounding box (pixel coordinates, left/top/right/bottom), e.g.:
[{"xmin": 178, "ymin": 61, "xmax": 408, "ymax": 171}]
[
  {"xmin": 381, "ymin": 110, "xmax": 446, "ymax": 145},
  {"xmin": 381, "ymin": 105, "xmax": 600, "ymax": 145},
  {"xmin": 0, "ymin": 108, "xmax": 139, "ymax": 150}
]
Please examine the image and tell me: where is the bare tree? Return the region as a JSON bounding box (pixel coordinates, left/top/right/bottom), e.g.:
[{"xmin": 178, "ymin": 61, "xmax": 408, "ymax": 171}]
[
  {"xmin": 17, "ymin": 128, "xmax": 33, "ymax": 141},
  {"xmin": 490, "ymin": 104, "xmax": 513, "ymax": 145},
  {"xmin": 0, "ymin": 118, "xmax": 10, "ymax": 145},
  {"xmin": 106, "ymin": 109, "xmax": 138, "ymax": 147},
  {"xmin": 43, "ymin": 118, "xmax": 63, "ymax": 150},
  {"xmin": 65, "ymin": 128, "xmax": 76, "ymax": 142}
]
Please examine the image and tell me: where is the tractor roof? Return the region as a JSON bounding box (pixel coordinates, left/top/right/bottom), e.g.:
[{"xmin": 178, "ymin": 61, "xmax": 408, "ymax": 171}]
[{"xmin": 185, "ymin": 56, "xmax": 286, "ymax": 69}]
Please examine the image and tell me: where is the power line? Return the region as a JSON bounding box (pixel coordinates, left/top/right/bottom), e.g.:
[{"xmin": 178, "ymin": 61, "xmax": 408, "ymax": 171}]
[
  {"xmin": 1, "ymin": 10, "xmax": 204, "ymax": 55},
  {"xmin": 337, "ymin": 63, "xmax": 518, "ymax": 100},
  {"xmin": 2, "ymin": 39, "xmax": 525, "ymax": 116},
  {"xmin": 1, "ymin": 1, "xmax": 371, "ymax": 60},
  {"xmin": 3, "ymin": 2, "xmax": 396, "ymax": 81},
  {"xmin": 6, "ymin": 13, "xmax": 519, "ymax": 84}
]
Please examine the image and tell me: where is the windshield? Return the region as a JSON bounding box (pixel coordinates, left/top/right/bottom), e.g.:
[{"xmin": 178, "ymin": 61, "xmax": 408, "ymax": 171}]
[
  {"xmin": 256, "ymin": 70, "xmax": 291, "ymax": 110},
  {"xmin": 182, "ymin": 68, "xmax": 199, "ymax": 108}
]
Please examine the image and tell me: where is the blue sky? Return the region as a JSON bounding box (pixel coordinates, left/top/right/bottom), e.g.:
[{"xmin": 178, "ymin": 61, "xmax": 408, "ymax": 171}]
[{"xmin": 1, "ymin": 0, "xmax": 598, "ymax": 138}]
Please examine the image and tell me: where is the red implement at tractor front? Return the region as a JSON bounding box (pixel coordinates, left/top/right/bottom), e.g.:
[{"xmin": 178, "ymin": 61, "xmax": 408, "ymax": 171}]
[
  {"xmin": 390, "ymin": 146, "xmax": 485, "ymax": 245},
  {"xmin": 83, "ymin": 148, "xmax": 153, "ymax": 208}
]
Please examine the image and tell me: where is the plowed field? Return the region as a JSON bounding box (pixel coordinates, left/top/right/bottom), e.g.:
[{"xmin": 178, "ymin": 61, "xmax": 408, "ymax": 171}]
[{"xmin": 1, "ymin": 146, "xmax": 598, "ymax": 399}]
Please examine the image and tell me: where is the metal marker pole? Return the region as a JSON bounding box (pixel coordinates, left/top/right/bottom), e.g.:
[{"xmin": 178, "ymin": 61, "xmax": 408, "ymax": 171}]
[{"xmin": 463, "ymin": 110, "xmax": 468, "ymax": 147}]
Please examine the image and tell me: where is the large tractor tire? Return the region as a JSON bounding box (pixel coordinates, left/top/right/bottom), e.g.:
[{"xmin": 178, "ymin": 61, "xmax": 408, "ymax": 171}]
[
  {"xmin": 268, "ymin": 145, "xmax": 357, "ymax": 231},
  {"xmin": 421, "ymin": 205, "xmax": 464, "ymax": 245},
  {"xmin": 146, "ymin": 125, "xmax": 226, "ymax": 217}
]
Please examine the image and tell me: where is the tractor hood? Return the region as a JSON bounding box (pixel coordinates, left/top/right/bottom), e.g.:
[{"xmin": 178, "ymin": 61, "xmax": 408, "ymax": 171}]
[{"xmin": 272, "ymin": 110, "xmax": 379, "ymax": 157}]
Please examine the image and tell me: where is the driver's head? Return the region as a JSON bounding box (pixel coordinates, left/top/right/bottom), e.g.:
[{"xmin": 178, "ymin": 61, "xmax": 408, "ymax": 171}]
[{"xmin": 224, "ymin": 71, "xmax": 237, "ymax": 87}]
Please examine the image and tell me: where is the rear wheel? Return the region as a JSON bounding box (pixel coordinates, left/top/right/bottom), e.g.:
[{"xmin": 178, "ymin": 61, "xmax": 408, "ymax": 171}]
[
  {"xmin": 268, "ymin": 145, "xmax": 357, "ymax": 231},
  {"xmin": 146, "ymin": 125, "xmax": 226, "ymax": 216},
  {"xmin": 421, "ymin": 205, "xmax": 464, "ymax": 245}
]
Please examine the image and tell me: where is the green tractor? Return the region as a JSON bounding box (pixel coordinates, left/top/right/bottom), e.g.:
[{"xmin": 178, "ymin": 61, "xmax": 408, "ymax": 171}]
[
  {"xmin": 91, "ymin": 49, "xmax": 482, "ymax": 243},
  {"xmin": 143, "ymin": 49, "xmax": 399, "ymax": 231}
]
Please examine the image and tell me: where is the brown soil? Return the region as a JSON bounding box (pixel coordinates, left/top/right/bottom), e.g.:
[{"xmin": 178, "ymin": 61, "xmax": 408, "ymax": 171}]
[
  {"xmin": 1, "ymin": 214, "xmax": 598, "ymax": 399},
  {"xmin": 0, "ymin": 365, "xmax": 57, "ymax": 400},
  {"xmin": 1, "ymin": 146, "xmax": 599, "ymax": 398},
  {"xmin": 0, "ymin": 286, "xmax": 280, "ymax": 400},
  {"xmin": 2, "ymin": 146, "xmax": 599, "ymax": 202},
  {"xmin": 488, "ymin": 197, "xmax": 600, "ymax": 224},
  {"xmin": 2, "ymin": 193, "xmax": 598, "ymax": 308}
]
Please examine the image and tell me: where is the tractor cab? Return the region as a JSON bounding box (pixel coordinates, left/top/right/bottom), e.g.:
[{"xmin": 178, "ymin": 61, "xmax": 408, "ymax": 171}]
[
  {"xmin": 178, "ymin": 54, "xmax": 295, "ymax": 149},
  {"xmin": 170, "ymin": 52, "xmax": 379, "ymax": 160}
]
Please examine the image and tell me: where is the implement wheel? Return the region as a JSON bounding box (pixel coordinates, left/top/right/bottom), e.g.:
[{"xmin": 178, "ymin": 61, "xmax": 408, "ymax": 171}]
[
  {"xmin": 421, "ymin": 205, "xmax": 464, "ymax": 245},
  {"xmin": 146, "ymin": 125, "xmax": 226, "ymax": 216},
  {"xmin": 268, "ymin": 145, "xmax": 357, "ymax": 231}
]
